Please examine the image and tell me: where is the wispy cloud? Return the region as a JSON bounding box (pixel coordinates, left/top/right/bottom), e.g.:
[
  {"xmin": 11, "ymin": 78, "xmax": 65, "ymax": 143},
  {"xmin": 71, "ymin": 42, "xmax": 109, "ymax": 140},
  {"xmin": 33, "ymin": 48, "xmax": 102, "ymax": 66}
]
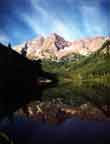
[
  {"xmin": 0, "ymin": 0, "xmax": 108, "ymax": 45},
  {"xmin": 81, "ymin": 5, "xmax": 107, "ymax": 36},
  {"xmin": 19, "ymin": 0, "xmax": 83, "ymax": 40},
  {"xmin": 0, "ymin": 35, "xmax": 9, "ymax": 43},
  {"xmin": 66, "ymin": 0, "xmax": 108, "ymax": 6}
]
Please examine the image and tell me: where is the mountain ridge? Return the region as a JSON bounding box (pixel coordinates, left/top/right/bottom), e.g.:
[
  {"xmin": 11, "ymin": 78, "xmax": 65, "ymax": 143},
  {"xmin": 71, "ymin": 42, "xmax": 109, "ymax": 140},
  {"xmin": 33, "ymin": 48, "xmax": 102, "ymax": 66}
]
[{"xmin": 15, "ymin": 33, "xmax": 110, "ymax": 61}]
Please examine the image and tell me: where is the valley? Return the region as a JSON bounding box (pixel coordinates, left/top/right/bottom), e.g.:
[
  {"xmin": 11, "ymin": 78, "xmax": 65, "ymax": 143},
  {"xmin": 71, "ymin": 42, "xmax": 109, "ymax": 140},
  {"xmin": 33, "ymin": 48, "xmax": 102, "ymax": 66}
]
[{"xmin": 15, "ymin": 38, "xmax": 110, "ymax": 121}]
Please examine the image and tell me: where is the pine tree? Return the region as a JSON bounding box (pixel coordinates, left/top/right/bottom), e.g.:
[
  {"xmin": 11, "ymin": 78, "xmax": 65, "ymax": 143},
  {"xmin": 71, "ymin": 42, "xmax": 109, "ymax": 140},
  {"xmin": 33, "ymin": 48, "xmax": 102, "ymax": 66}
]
[{"xmin": 21, "ymin": 43, "xmax": 28, "ymax": 57}]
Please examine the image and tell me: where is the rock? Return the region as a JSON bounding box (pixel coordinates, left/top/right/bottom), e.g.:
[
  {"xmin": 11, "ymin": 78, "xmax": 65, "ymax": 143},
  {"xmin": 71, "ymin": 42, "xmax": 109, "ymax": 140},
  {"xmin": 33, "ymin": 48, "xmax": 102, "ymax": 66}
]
[{"xmin": 15, "ymin": 34, "xmax": 110, "ymax": 61}]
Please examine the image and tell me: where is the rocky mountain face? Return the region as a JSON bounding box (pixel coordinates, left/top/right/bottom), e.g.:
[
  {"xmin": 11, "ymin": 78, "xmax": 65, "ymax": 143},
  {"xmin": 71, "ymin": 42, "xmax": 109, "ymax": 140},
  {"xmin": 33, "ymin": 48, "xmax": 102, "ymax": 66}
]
[{"xmin": 16, "ymin": 33, "xmax": 110, "ymax": 61}]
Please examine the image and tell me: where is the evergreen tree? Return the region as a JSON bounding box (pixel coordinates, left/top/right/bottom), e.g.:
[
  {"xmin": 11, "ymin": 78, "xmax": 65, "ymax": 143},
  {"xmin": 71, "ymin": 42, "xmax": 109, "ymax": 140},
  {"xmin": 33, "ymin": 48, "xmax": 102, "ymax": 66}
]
[{"xmin": 21, "ymin": 43, "xmax": 28, "ymax": 57}]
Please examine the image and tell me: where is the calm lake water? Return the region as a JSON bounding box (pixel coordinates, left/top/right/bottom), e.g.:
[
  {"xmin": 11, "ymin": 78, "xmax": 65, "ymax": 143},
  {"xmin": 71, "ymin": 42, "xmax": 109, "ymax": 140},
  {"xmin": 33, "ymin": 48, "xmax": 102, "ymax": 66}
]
[
  {"xmin": 0, "ymin": 83, "xmax": 110, "ymax": 144},
  {"xmin": 0, "ymin": 116, "xmax": 110, "ymax": 144}
]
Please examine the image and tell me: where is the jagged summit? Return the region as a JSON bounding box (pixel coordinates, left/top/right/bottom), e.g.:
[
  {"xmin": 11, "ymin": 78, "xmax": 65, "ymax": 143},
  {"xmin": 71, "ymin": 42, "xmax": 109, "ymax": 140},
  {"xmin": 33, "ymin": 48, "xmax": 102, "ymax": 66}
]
[
  {"xmin": 15, "ymin": 34, "xmax": 110, "ymax": 61},
  {"xmin": 48, "ymin": 33, "xmax": 71, "ymax": 50}
]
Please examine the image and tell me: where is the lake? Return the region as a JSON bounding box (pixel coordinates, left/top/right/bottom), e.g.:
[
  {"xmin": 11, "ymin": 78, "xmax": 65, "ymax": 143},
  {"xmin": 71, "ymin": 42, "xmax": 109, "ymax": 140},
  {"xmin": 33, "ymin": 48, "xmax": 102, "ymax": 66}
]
[{"xmin": 0, "ymin": 82, "xmax": 110, "ymax": 144}]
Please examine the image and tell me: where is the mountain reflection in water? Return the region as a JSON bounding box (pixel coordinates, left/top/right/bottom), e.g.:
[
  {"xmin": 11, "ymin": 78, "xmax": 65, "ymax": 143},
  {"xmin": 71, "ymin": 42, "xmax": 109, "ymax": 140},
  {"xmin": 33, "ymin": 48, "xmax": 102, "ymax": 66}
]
[
  {"xmin": 0, "ymin": 82, "xmax": 110, "ymax": 144},
  {"xmin": 18, "ymin": 83, "xmax": 110, "ymax": 121}
]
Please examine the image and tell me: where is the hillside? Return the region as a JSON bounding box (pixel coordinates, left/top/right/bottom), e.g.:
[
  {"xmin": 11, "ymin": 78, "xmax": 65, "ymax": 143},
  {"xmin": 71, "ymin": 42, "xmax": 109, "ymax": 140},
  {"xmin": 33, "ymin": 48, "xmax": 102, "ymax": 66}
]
[
  {"xmin": 15, "ymin": 37, "xmax": 110, "ymax": 86},
  {"xmin": 42, "ymin": 39, "xmax": 110, "ymax": 86},
  {"xmin": 70, "ymin": 39, "xmax": 110, "ymax": 76}
]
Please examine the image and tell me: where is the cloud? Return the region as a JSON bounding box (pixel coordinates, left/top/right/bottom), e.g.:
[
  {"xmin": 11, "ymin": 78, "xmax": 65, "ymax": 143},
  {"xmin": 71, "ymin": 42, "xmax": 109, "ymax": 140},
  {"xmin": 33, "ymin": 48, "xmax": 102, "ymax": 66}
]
[
  {"xmin": 16, "ymin": 0, "xmax": 109, "ymax": 44},
  {"xmin": 81, "ymin": 5, "xmax": 107, "ymax": 36},
  {"xmin": 31, "ymin": 0, "xmax": 49, "ymax": 18},
  {"xmin": 66, "ymin": 0, "xmax": 108, "ymax": 6},
  {"xmin": 0, "ymin": 35, "xmax": 9, "ymax": 43},
  {"xmin": 21, "ymin": 14, "xmax": 40, "ymax": 34},
  {"xmin": 19, "ymin": 0, "xmax": 82, "ymax": 40}
]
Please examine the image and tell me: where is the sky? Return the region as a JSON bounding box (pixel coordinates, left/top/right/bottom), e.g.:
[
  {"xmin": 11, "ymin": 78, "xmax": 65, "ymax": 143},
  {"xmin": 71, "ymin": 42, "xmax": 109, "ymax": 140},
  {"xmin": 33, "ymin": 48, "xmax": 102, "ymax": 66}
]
[{"xmin": 0, "ymin": 0, "xmax": 109, "ymax": 46}]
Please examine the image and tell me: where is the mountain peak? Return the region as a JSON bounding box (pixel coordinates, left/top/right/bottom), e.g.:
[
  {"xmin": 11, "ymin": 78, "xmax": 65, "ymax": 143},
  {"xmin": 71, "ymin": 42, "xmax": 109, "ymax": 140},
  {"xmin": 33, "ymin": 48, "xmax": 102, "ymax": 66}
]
[
  {"xmin": 15, "ymin": 34, "xmax": 110, "ymax": 60},
  {"xmin": 49, "ymin": 32, "xmax": 61, "ymax": 37}
]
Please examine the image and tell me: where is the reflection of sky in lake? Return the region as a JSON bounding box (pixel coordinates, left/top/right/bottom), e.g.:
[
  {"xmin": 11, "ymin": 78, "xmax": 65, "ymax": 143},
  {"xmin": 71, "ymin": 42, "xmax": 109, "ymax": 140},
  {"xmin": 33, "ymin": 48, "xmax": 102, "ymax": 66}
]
[{"xmin": 0, "ymin": 116, "xmax": 110, "ymax": 144}]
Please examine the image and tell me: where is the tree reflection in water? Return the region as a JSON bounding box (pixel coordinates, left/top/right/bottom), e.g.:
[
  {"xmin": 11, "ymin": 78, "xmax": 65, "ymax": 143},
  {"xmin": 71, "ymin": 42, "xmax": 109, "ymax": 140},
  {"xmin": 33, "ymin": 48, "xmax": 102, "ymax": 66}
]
[{"xmin": 15, "ymin": 82, "xmax": 110, "ymax": 122}]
